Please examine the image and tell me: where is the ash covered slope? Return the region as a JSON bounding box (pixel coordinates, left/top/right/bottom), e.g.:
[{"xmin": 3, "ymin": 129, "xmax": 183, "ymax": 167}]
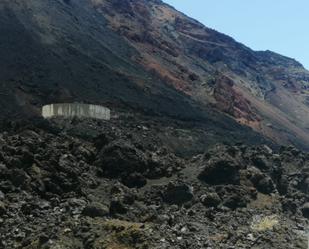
[
  {"xmin": 0, "ymin": 0, "xmax": 309, "ymax": 149},
  {"xmin": 0, "ymin": 0, "xmax": 202, "ymax": 120},
  {"xmin": 0, "ymin": 0, "xmax": 269, "ymax": 148}
]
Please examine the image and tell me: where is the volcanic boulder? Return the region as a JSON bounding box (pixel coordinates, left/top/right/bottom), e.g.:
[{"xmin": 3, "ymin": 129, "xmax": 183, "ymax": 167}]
[
  {"xmin": 95, "ymin": 140, "xmax": 149, "ymax": 184},
  {"xmin": 199, "ymin": 159, "xmax": 240, "ymax": 185},
  {"xmin": 163, "ymin": 182, "xmax": 194, "ymax": 205},
  {"xmin": 216, "ymin": 185, "xmax": 255, "ymax": 210},
  {"xmin": 200, "ymin": 192, "xmax": 221, "ymax": 208},
  {"xmin": 249, "ymin": 169, "xmax": 276, "ymax": 194},
  {"xmin": 82, "ymin": 202, "xmax": 109, "ymax": 218},
  {"xmin": 96, "ymin": 139, "xmax": 183, "ymax": 188}
]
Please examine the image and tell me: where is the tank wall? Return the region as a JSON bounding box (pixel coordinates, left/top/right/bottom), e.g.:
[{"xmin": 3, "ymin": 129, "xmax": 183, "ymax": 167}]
[{"xmin": 42, "ymin": 103, "xmax": 111, "ymax": 120}]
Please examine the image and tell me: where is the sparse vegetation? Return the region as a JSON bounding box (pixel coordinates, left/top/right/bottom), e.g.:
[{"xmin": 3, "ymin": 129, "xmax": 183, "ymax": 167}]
[
  {"xmin": 251, "ymin": 215, "xmax": 279, "ymax": 232},
  {"xmin": 94, "ymin": 220, "xmax": 150, "ymax": 249}
]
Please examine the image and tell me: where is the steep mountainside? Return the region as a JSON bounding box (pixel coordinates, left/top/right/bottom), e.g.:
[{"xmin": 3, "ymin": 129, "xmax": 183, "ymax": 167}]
[
  {"xmin": 93, "ymin": 0, "xmax": 309, "ymax": 149},
  {"xmin": 0, "ymin": 0, "xmax": 309, "ymax": 149}
]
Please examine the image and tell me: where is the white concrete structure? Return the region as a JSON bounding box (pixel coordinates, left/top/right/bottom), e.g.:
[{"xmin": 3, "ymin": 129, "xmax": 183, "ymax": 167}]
[{"xmin": 42, "ymin": 103, "xmax": 110, "ymax": 120}]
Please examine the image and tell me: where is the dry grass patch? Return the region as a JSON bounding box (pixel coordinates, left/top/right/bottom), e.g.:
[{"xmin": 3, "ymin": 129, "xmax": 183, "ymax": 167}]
[
  {"xmin": 94, "ymin": 219, "xmax": 150, "ymax": 249},
  {"xmin": 251, "ymin": 215, "xmax": 279, "ymax": 232}
]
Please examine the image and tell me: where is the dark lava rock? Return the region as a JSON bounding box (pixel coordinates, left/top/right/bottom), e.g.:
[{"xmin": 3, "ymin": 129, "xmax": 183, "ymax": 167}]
[
  {"xmin": 0, "ymin": 201, "xmax": 6, "ymax": 216},
  {"xmin": 255, "ymin": 176, "xmax": 275, "ymax": 194},
  {"xmin": 222, "ymin": 193, "xmax": 248, "ymax": 209},
  {"xmin": 110, "ymin": 198, "xmax": 128, "ymax": 215},
  {"xmin": 20, "ymin": 149, "xmax": 34, "ymax": 168},
  {"xmin": 0, "ymin": 118, "xmax": 309, "ymax": 249},
  {"xmin": 163, "ymin": 183, "xmax": 194, "ymax": 205},
  {"xmin": 96, "ymin": 139, "xmax": 182, "ymax": 187},
  {"xmin": 200, "ymin": 192, "xmax": 221, "ymax": 207},
  {"xmin": 96, "ymin": 140, "xmax": 148, "ymax": 178},
  {"xmin": 93, "ymin": 133, "xmax": 113, "ymax": 150},
  {"xmin": 9, "ymin": 168, "xmax": 31, "ymax": 189},
  {"xmin": 282, "ymin": 198, "xmax": 298, "ymax": 214},
  {"xmin": 82, "ymin": 202, "xmax": 109, "ymax": 218},
  {"xmin": 217, "ymin": 185, "xmax": 254, "ymax": 210},
  {"xmin": 251, "ymin": 155, "xmax": 271, "ymax": 171},
  {"xmin": 300, "ymin": 176, "xmax": 309, "ymax": 194},
  {"xmin": 121, "ymin": 172, "xmax": 147, "ymax": 188},
  {"xmin": 250, "ymin": 171, "xmax": 275, "ymax": 194},
  {"xmin": 39, "ymin": 233, "xmax": 50, "ymax": 245},
  {"xmin": 301, "ymin": 203, "xmax": 309, "ymax": 218},
  {"xmin": 199, "ymin": 160, "xmax": 240, "ymax": 185}
]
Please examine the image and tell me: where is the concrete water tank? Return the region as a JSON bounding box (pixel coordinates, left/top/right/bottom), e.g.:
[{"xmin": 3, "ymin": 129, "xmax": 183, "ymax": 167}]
[{"xmin": 42, "ymin": 103, "xmax": 111, "ymax": 120}]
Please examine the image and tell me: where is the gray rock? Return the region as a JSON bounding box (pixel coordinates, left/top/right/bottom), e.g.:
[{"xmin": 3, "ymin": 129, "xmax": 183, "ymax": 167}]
[
  {"xmin": 200, "ymin": 193, "xmax": 221, "ymax": 207},
  {"xmin": 250, "ymin": 170, "xmax": 275, "ymax": 194},
  {"xmin": 0, "ymin": 201, "xmax": 6, "ymax": 216},
  {"xmin": 301, "ymin": 203, "xmax": 309, "ymax": 218},
  {"xmin": 0, "ymin": 191, "xmax": 5, "ymax": 200},
  {"xmin": 82, "ymin": 202, "xmax": 109, "ymax": 218},
  {"xmin": 163, "ymin": 183, "xmax": 194, "ymax": 205},
  {"xmin": 198, "ymin": 160, "xmax": 240, "ymax": 185},
  {"xmin": 109, "ymin": 198, "xmax": 128, "ymax": 215}
]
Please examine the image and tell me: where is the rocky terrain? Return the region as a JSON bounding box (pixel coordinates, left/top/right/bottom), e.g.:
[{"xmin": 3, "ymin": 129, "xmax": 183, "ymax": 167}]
[
  {"xmin": 0, "ymin": 116, "xmax": 309, "ymax": 249},
  {"xmin": 1, "ymin": 0, "xmax": 309, "ymax": 248}
]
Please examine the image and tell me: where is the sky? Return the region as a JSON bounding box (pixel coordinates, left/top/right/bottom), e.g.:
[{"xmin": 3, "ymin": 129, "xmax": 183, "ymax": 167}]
[{"xmin": 163, "ymin": 0, "xmax": 309, "ymax": 69}]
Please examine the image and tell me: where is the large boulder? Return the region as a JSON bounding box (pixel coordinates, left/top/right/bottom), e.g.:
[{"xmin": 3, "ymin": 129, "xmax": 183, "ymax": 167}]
[
  {"xmin": 200, "ymin": 192, "xmax": 221, "ymax": 208},
  {"xmin": 199, "ymin": 159, "xmax": 240, "ymax": 185},
  {"xmin": 121, "ymin": 172, "xmax": 147, "ymax": 188},
  {"xmin": 198, "ymin": 146, "xmax": 243, "ymax": 185},
  {"xmin": 96, "ymin": 140, "xmax": 148, "ymax": 178},
  {"xmin": 96, "ymin": 140, "xmax": 183, "ymax": 188},
  {"xmin": 82, "ymin": 202, "xmax": 109, "ymax": 218},
  {"xmin": 216, "ymin": 185, "xmax": 256, "ymax": 210},
  {"xmin": 163, "ymin": 182, "xmax": 194, "ymax": 205}
]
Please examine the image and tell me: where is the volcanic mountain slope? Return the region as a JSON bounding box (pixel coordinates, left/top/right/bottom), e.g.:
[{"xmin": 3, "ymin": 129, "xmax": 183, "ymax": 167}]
[
  {"xmin": 93, "ymin": 0, "xmax": 309, "ymax": 149},
  {"xmin": 0, "ymin": 0, "xmax": 309, "ymax": 149}
]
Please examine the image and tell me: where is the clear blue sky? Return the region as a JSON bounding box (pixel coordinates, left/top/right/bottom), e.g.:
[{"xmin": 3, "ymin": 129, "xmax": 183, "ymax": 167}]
[{"xmin": 163, "ymin": 0, "xmax": 309, "ymax": 69}]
